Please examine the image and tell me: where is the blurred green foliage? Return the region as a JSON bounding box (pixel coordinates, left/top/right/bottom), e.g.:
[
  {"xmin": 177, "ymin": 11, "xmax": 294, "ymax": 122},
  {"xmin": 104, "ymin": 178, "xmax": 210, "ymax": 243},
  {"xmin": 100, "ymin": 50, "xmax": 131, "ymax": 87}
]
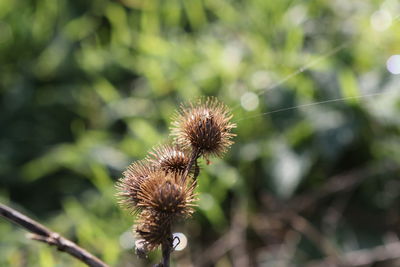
[{"xmin": 1, "ymin": 0, "xmax": 400, "ymax": 266}]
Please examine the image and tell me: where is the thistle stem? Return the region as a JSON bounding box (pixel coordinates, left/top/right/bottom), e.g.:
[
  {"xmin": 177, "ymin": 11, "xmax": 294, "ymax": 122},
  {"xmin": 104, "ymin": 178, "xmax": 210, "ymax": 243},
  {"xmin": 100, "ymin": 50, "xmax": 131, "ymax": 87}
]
[
  {"xmin": 161, "ymin": 240, "xmax": 171, "ymax": 267},
  {"xmin": 158, "ymin": 148, "xmax": 200, "ymax": 267},
  {"xmin": 182, "ymin": 148, "xmax": 201, "ymax": 182}
]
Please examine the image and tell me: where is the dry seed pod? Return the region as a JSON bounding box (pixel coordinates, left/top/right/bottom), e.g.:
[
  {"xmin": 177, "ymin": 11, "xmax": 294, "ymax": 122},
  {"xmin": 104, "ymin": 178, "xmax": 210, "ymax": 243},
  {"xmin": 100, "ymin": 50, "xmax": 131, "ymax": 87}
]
[
  {"xmin": 147, "ymin": 144, "xmax": 191, "ymax": 175},
  {"xmin": 137, "ymin": 171, "xmax": 197, "ymax": 217},
  {"xmin": 171, "ymin": 97, "xmax": 236, "ymax": 158},
  {"xmin": 116, "ymin": 160, "xmax": 155, "ymax": 213},
  {"xmin": 117, "ymin": 98, "xmax": 235, "ymax": 263},
  {"xmin": 135, "ymin": 209, "xmax": 173, "ymax": 251}
]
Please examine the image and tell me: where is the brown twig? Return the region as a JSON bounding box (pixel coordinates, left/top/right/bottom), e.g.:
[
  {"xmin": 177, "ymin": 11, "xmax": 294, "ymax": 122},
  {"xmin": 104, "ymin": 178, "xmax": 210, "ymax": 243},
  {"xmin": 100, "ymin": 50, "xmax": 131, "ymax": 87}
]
[
  {"xmin": 284, "ymin": 212, "xmax": 341, "ymax": 262},
  {"xmin": 195, "ymin": 201, "xmax": 247, "ymax": 266},
  {"xmin": 307, "ymin": 241, "xmax": 400, "ymax": 267},
  {"xmin": 0, "ymin": 203, "xmax": 109, "ymax": 267},
  {"xmin": 289, "ymin": 162, "xmax": 399, "ymax": 212},
  {"xmin": 259, "ymin": 192, "xmax": 341, "ymax": 259},
  {"xmin": 230, "ymin": 201, "xmax": 249, "ymax": 267}
]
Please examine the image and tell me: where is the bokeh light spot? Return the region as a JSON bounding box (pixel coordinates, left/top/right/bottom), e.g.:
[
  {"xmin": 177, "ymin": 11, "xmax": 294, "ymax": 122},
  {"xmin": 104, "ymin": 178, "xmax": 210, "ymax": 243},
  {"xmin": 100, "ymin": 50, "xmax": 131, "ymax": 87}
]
[
  {"xmin": 387, "ymin": 55, "xmax": 400, "ymax": 75},
  {"xmin": 119, "ymin": 230, "xmax": 135, "ymax": 250},
  {"xmin": 251, "ymin": 71, "xmax": 270, "ymax": 89},
  {"xmin": 241, "ymin": 92, "xmax": 259, "ymax": 111},
  {"xmin": 370, "ymin": 10, "xmax": 392, "ymax": 31},
  {"xmin": 198, "ymin": 193, "xmax": 215, "ymax": 210},
  {"xmin": 173, "ymin": 232, "xmax": 188, "ymax": 251}
]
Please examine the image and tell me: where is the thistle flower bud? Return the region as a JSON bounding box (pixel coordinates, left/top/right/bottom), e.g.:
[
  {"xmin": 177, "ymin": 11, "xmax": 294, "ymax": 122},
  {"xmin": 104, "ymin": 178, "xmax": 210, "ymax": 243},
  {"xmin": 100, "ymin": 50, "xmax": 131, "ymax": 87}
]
[
  {"xmin": 171, "ymin": 97, "xmax": 236, "ymax": 158},
  {"xmin": 135, "ymin": 209, "xmax": 172, "ymax": 251},
  {"xmin": 137, "ymin": 171, "xmax": 197, "ymax": 217},
  {"xmin": 116, "ymin": 160, "xmax": 154, "ymax": 213},
  {"xmin": 147, "ymin": 145, "xmax": 191, "ymax": 175}
]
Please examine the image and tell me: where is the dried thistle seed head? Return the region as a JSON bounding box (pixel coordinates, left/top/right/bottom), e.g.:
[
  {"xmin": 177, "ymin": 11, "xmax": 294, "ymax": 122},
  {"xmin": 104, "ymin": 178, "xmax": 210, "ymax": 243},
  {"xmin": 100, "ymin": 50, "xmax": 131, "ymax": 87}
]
[
  {"xmin": 137, "ymin": 171, "xmax": 197, "ymax": 217},
  {"xmin": 171, "ymin": 97, "xmax": 236, "ymax": 158},
  {"xmin": 147, "ymin": 144, "xmax": 191, "ymax": 175},
  {"xmin": 135, "ymin": 209, "xmax": 172, "ymax": 251},
  {"xmin": 116, "ymin": 160, "xmax": 154, "ymax": 213}
]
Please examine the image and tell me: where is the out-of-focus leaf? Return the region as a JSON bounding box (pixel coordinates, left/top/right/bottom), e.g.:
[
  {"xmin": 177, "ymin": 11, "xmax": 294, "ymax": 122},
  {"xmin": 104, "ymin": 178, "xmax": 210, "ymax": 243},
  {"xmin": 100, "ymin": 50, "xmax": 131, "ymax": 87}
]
[{"xmin": 339, "ymin": 68, "xmax": 360, "ymax": 105}]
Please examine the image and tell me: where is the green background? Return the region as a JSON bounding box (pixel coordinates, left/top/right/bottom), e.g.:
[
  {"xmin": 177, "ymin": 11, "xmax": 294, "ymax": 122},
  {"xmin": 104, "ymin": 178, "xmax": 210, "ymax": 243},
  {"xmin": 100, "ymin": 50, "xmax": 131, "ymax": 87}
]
[{"xmin": 1, "ymin": 0, "xmax": 400, "ymax": 266}]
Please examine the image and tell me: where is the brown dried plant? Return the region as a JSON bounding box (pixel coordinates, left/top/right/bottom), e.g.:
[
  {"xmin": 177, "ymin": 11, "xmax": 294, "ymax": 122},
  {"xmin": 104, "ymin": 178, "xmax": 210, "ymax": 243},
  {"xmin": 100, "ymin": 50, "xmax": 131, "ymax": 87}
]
[
  {"xmin": 116, "ymin": 97, "xmax": 235, "ymax": 267},
  {"xmin": 171, "ymin": 97, "xmax": 236, "ymax": 159},
  {"xmin": 147, "ymin": 144, "xmax": 191, "ymax": 175},
  {"xmin": 136, "ymin": 171, "xmax": 197, "ymax": 216},
  {"xmin": 116, "ymin": 160, "xmax": 155, "ymax": 213}
]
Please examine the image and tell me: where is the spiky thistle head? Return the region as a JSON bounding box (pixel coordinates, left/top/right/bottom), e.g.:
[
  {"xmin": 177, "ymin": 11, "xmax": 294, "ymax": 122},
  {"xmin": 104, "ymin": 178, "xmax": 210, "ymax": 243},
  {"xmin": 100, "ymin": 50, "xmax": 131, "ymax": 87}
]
[
  {"xmin": 135, "ymin": 209, "xmax": 173, "ymax": 252},
  {"xmin": 116, "ymin": 98, "xmax": 235, "ymax": 261},
  {"xmin": 171, "ymin": 97, "xmax": 236, "ymax": 158},
  {"xmin": 116, "ymin": 160, "xmax": 154, "ymax": 213},
  {"xmin": 137, "ymin": 171, "xmax": 197, "ymax": 217},
  {"xmin": 147, "ymin": 144, "xmax": 191, "ymax": 175},
  {"xmin": 133, "ymin": 171, "xmax": 197, "ymax": 252}
]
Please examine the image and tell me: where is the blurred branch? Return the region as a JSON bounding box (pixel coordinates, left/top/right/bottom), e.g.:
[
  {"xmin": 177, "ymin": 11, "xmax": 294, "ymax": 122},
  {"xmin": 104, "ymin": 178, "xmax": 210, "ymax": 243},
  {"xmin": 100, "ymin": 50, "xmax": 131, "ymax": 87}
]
[
  {"xmin": 252, "ymin": 211, "xmax": 341, "ymax": 263},
  {"xmin": 285, "ymin": 212, "xmax": 341, "ymax": 262},
  {"xmin": 307, "ymin": 241, "xmax": 400, "ymax": 267},
  {"xmin": 289, "ymin": 162, "xmax": 399, "ymax": 212},
  {"xmin": 254, "ymin": 163, "xmax": 400, "ymax": 265},
  {"xmin": 195, "ymin": 201, "xmax": 248, "ymax": 266},
  {"xmin": 195, "ymin": 228, "xmax": 238, "ymax": 266},
  {"xmin": 0, "ymin": 203, "xmax": 109, "ymax": 267},
  {"xmin": 230, "ymin": 201, "xmax": 249, "ymax": 267},
  {"xmin": 322, "ymin": 191, "xmax": 353, "ymax": 236}
]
